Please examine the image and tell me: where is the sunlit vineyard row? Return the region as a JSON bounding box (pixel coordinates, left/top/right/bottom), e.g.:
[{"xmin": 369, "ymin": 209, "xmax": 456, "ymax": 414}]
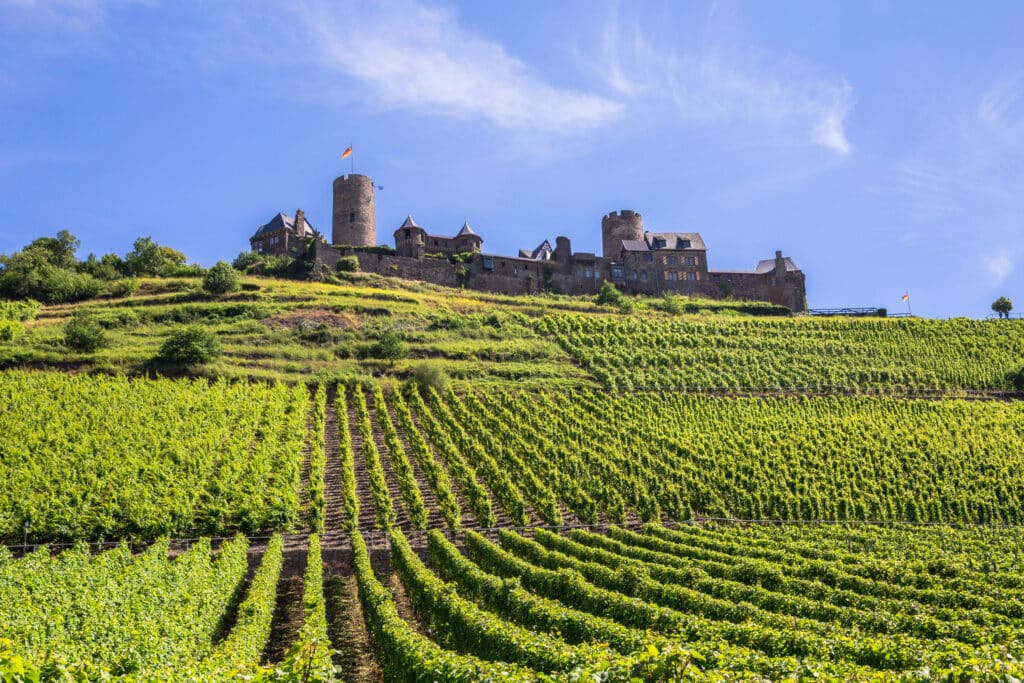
[
  {"xmin": 0, "ymin": 371, "xmax": 308, "ymax": 542},
  {"xmin": 538, "ymin": 314, "xmax": 1024, "ymax": 391}
]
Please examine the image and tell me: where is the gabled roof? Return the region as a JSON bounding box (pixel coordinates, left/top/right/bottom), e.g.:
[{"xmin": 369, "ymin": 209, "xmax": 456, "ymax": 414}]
[
  {"xmin": 644, "ymin": 232, "xmax": 706, "ymax": 251},
  {"xmin": 519, "ymin": 239, "xmax": 552, "ymax": 260},
  {"xmin": 455, "ymin": 221, "xmax": 480, "ymax": 239},
  {"xmin": 754, "ymin": 256, "xmax": 799, "ymax": 274},
  {"xmin": 253, "ymin": 212, "xmax": 315, "ymax": 238}
]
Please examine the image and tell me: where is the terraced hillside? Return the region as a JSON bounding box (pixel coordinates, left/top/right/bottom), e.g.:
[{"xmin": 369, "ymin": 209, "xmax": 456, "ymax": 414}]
[{"xmin": 1, "ymin": 273, "xmax": 1024, "ymax": 680}]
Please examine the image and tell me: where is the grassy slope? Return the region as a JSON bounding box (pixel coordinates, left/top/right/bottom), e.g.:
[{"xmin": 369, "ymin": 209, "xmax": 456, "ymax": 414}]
[{"xmin": 1, "ymin": 273, "xmax": 778, "ymax": 387}]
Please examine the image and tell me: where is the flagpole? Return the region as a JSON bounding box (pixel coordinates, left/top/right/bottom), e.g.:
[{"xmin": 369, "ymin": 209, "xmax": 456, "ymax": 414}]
[
  {"xmin": 906, "ymin": 297, "xmax": 912, "ymax": 316},
  {"xmin": 350, "ymin": 143, "xmax": 354, "ymax": 175}
]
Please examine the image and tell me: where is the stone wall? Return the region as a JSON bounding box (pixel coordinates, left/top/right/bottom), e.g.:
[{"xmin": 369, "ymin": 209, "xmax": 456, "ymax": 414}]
[{"xmin": 311, "ymin": 241, "xmax": 805, "ymax": 312}]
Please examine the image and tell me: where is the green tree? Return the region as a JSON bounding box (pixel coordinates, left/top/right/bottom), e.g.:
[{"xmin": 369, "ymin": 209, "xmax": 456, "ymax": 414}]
[
  {"xmin": 992, "ymin": 296, "xmax": 1013, "ymax": 319},
  {"xmin": 0, "ymin": 231, "xmax": 102, "ymax": 303},
  {"xmin": 124, "ymin": 237, "xmax": 187, "ymax": 277},
  {"xmin": 407, "ymin": 361, "xmax": 450, "ymax": 393},
  {"xmin": 157, "ymin": 326, "xmax": 221, "ymax": 365},
  {"xmin": 595, "ymin": 280, "xmax": 625, "ymax": 307},
  {"xmin": 64, "ymin": 311, "xmax": 107, "ymax": 352},
  {"xmin": 369, "ymin": 329, "xmax": 407, "ymax": 363},
  {"xmin": 202, "ymin": 261, "xmax": 241, "ymax": 295}
]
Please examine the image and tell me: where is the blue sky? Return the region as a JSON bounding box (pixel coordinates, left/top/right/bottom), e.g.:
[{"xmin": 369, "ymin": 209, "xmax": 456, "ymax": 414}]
[{"xmin": 1, "ymin": 0, "xmax": 1022, "ymax": 317}]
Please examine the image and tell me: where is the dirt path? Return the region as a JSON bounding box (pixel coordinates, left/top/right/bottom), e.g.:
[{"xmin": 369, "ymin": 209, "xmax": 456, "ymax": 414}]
[
  {"xmin": 346, "ymin": 388, "xmax": 382, "ymax": 531},
  {"xmin": 366, "ymin": 400, "xmax": 414, "ymax": 531},
  {"xmin": 262, "ymin": 533, "xmax": 307, "ymax": 664}
]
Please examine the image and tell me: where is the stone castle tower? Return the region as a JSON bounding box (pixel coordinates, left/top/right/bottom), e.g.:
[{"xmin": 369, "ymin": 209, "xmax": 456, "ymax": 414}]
[
  {"xmin": 332, "ymin": 174, "xmax": 377, "ymax": 247},
  {"xmin": 601, "ymin": 210, "xmax": 644, "ymax": 260}
]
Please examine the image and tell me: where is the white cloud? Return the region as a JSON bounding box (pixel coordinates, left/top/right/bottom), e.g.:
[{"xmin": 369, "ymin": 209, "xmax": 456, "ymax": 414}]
[
  {"xmin": 290, "ymin": 0, "xmax": 621, "ymax": 135},
  {"xmin": 982, "ymin": 248, "xmax": 1014, "ymax": 283},
  {"xmin": 594, "ymin": 6, "xmax": 854, "ymax": 155}
]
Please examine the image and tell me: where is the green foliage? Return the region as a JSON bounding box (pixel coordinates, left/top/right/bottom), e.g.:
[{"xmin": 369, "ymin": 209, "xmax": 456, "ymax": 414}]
[
  {"xmin": 0, "ymin": 320, "xmax": 22, "ymax": 342},
  {"xmin": 992, "ymin": 296, "xmax": 1013, "ymax": 318},
  {"xmin": 63, "ymin": 311, "xmax": 107, "ymax": 352},
  {"xmin": 158, "ymin": 325, "xmax": 222, "ymax": 365},
  {"xmin": 373, "ymin": 386, "xmax": 427, "ymax": 528},
  {"xmin": 0, "ymin": 371, "xmax": 304, "ymax": 541},
  {"xmin": 595, "ymin": 280, "xmax": 624, "ymax": 307},
  {"xmin": 406, "ymin": 360, "xmax": 450, "ymax": 393},
  {"xmin": 233, "ymin": 251, "xmax": 299, "ymax": 277},
  {"xmin": 541, "ymin": 313, "xmax": 1024, "ymax": 390},
  {"xmin": 351, "ymin": 383, "xmax": 395, "ymax": 528},
  {"xmin": 336, "ymin": 255, "xmax": 359, "ymax": 273},
  {"xmin": 202, "ymin": 261, "xmax": 241, "ymax": 295},
  {"xmin": 307, "ymin": 384, "xmax": 327, "ymax": 534},
  {"xmin": 368, "ymin": 328, "xmax": 407, "ymax": 362},
  {"xmin": 0, "ymin": 300, "xmax": 40, "ymax": 322},
  {"xmin": 123, "ymin": 237, "xmax": 187, "ymax": 277}
]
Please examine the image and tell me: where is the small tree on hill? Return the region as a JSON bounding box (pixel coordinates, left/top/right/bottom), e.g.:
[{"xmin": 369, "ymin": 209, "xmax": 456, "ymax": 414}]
[
  {"xmin": 64, "ymin": 311, "xmax": 107, "ymax": 352},
  {"xmin": 202, "ymin": 261, "xmax": 241, "ymax": 295},
  {"xmin": 157, "ymin": 326, "xmax": 221, "ymax": 365},
  {"xmin": 992, "ymin": 296, "xmax": 1013, "ymax": 319},
  {"xmin": 369, "ymin": 329, "xmax": 407, "ymax": 364}
]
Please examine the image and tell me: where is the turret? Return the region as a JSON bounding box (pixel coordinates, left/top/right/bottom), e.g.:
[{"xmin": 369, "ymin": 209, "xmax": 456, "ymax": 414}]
[
  {"xmin": 554, "ymin": 236, "xmax": 571, "ymax": 264},
  {"xmin": 332, "ymin": 174, "xmax": 376, "ymax": 246},
  {"xmin": 601, "ymin": 210, "xmax": 644, "ymax": 260}
]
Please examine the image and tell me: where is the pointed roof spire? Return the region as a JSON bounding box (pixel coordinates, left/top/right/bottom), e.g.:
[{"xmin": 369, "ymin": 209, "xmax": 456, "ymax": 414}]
[
  {"xmin": 456, "ymin": 220, "xmax": 477, "ymax": 237},
  {"xmin": 399, "ymin": 214, "xmax": 421, "ymax": 229}
]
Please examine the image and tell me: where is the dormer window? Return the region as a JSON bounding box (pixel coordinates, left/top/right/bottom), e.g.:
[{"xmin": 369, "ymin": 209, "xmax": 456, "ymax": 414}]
[
  {"xmin": 652, "ymin": 237, "xmax": 667, "ymax": 249},
  {"xmin": 680, "ymin": 239, "xmax": 691, "ymax": 249}
]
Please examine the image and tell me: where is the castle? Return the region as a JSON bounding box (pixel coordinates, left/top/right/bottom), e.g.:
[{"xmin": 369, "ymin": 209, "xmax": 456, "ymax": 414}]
[{"xmin": 249, "ymin": 174, "xmax": 806, "ymax": 312}]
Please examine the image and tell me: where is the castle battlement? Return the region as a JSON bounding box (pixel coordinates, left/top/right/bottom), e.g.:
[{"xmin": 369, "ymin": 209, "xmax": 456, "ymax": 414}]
[{"xmin": 248, "ymin": 173, "xmax": 807, "ymax": 312}]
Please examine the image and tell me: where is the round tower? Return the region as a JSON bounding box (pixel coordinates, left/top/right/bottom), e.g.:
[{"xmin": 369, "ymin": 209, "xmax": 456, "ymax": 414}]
[
  {"xmin": 332, "ymin": 174, "xmax": 377, "ymax": 246},
  {"xmin": 601, "ymin": 210, "xmax": 643, "ymax": 260}
]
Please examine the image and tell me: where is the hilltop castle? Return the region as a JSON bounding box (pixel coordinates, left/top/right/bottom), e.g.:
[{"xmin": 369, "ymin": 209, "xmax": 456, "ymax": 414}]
[{"xmin": 249, "ymin": 174, "xmax": 806, "ymax": 312}]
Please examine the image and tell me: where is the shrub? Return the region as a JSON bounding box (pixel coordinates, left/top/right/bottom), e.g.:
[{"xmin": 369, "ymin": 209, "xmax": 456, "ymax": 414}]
[
  {"xmin": 369, "ymin": 329, "xmax": 407, "ymax": 362},
  {"xmin": 64, "ymin": 312, "xmax": 107, "ymax": 352},
  {"xmin": 1010, "ymin": 368, "xmax": 1024, "ymax": 392},
  {"xmin": 336, "ymin": 255, "xmax": 360, "ymax": 273},
  {"xmin": 157, "ymin": 326, "xmax": 221, "ymax": 365},
  {"xmin": 0, "ymin": 320, "xmax": 22, "ymax": 342},
  {"xmin": 202, "ymin": 261, "xmax": 241, "ymax": 295},
  {"xmin": 595, "ymin": 281, "xmax": 626, "ymax": 307},
  {"xmin": 108, "ymin": 278, "xmax": 139, "ymax": 298},
  {"xmin": 407, "ymin": 361, "xmax": 450, "ymax": 393}
]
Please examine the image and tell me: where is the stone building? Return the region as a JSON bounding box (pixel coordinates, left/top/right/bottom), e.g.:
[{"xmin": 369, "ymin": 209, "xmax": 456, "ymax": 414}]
[
  {"xmin": 249, "ymin": 210, "xmax": 319, "ymax": 256},
  {"xmin": 251, "ymin": 173, "xmax": 807, "ymax": 312}
]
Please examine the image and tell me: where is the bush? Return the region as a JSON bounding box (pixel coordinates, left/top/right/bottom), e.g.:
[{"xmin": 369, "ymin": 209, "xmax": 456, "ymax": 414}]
[
  {"xmin": 1010, "ymin": 368, "xmax": 1024, "ymax": 392},
  {"xmin": 64, "ymin": 312, "xmax": 107, "ymax": 352},
  {"xmin": 369, "ymin": 329, "xmax": 407, "ymax": 362},
  {"xmin": 336, "ymin": 255, "xmax": 360, "ymax": 273},
  {"xmin": 157, "ymin": 326, "xmax": 221, "ymax": 365},
  {"xmin": 202, "ymin": 261, "xmax": 241, "ymax": 295},
  {"xmin": 107, "ymin": 278, "xmax": 140, "ymax": 298},
  {"xmin": 407, "ymin": 361, "xmax": 450, "ymax": 393},
  {"xmin": 0, "ymin": 319, "xmax": 23, "ymax": 342},
  {"xmin": 595, "ymin": 281, "xmax": 625, "ymax": 307}
]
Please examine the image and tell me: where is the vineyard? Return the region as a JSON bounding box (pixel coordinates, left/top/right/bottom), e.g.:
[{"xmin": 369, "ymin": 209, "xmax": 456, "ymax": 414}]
[
  {"xmin": 2, "ymin": 274, "xmax": 1024, "ymax": 681},
  {"xmin": 539, "ymin": 314, "xmax": 1024, "ymax": 391},
  {"xmin": 1, "ymin": 369, "xmax": 1023, "ymax": 680}
]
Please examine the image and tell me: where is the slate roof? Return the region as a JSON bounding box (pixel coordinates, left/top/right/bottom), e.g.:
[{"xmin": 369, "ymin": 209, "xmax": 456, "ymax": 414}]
[
  {"xmin": 398, "ymin": 215, "xmax": 423, "ymax": 230},
  {"xmin": 620, "ymin": 239, "xmax": 649, "ymax": 252},
  {"xmin": 644, "ymin": 232, "xmax": 706, "ymax": 251},
  {"xmin": 253, "ymin": 212, "xmax": 315, "ymax": 238},
  {"xmin": 455, "ymin": 221, "xmax": 480, "ymax": 238},
  {"xmin": 754, "ymin": 256, "xmax": 799, "ymax": 273}
]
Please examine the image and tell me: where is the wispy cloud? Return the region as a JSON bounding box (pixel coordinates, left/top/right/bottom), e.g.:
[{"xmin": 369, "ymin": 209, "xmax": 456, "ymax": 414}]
[
  {"xmin": 288, "ymin": 0, "xmax": 621, "ymax": 135},
  {"xmin": 594, "ymin": 4, "xmax": 854, "ymax": 155},
  {"xmin": 981, "ymin": 248, "xmax": 1014, "ymax": 283}
]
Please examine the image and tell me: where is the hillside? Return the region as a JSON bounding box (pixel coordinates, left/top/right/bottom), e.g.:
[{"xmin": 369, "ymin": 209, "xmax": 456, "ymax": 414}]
[{"xmin": 2, "ymin": 274, "xmax": 1024, "ymax": 680}]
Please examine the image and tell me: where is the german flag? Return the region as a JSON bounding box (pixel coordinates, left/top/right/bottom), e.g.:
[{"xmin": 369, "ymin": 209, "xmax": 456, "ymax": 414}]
[
  {"xmin": 901, "ymin": 292, "xmax": 909, "ymax": 302},
  {"xmin": 341, "ymin": 146, "xmax": 353, "ymax": 159}
]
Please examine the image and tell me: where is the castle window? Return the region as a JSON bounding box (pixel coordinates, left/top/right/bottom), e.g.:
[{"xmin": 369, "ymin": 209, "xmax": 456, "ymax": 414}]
[
  {"xmin": 685, "ymin": 271, "xmax": 696, "ymax": 281},
  {"xmin": 640, "ymin": 270, "xmax": 648, "ymax": 281},
  {"xmin": 629, "ymin": 270, "xmax": 638, "ymax": 280},
  {"xmin": 643, "ymin": 253, "xmax": 653, "ymax": 262},
  {"xmin": 665, "ymin": 255, "xmax": 677, "ymax": 265},
  {"xmin": 665, "ymin": 271, "xmax": 678, "ymax": 281},
  {"xmin": 255, "ymin": 241, "xmax": 263, "ymax": 253},
  {"xmin": 652, "ymin": 237, "xmax": 667, "ymax": 249},
  {"xmin": 483, "ymin": 256, "xmax": 494, "ymax": 270},
  {"xmin": 684, "ymin": 256, "xmax": 695, "ymax": 266},
  {"xmin": 611, "ymin": 265, "xmax": 626, "ymax": 280},
  {"xmin": 584, "ymin": 268, "xmax": 592, "ymax": 277},
  {"xmin": 349, "ymin": 212, "xmax": 356, "ymax": 223},
  {"xmin": 680, "ymin": 239, "xmax": 691, "ymax": 249}
]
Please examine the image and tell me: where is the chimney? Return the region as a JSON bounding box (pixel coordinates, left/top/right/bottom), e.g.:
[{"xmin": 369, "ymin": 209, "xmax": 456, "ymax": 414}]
[
  {"xmin": 294, "ymin": 209, "xmax": 306, "ymax": 236},
  {"xmin": 774, "ymin": 250, "xmax": 786, "ymax": 278}
]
